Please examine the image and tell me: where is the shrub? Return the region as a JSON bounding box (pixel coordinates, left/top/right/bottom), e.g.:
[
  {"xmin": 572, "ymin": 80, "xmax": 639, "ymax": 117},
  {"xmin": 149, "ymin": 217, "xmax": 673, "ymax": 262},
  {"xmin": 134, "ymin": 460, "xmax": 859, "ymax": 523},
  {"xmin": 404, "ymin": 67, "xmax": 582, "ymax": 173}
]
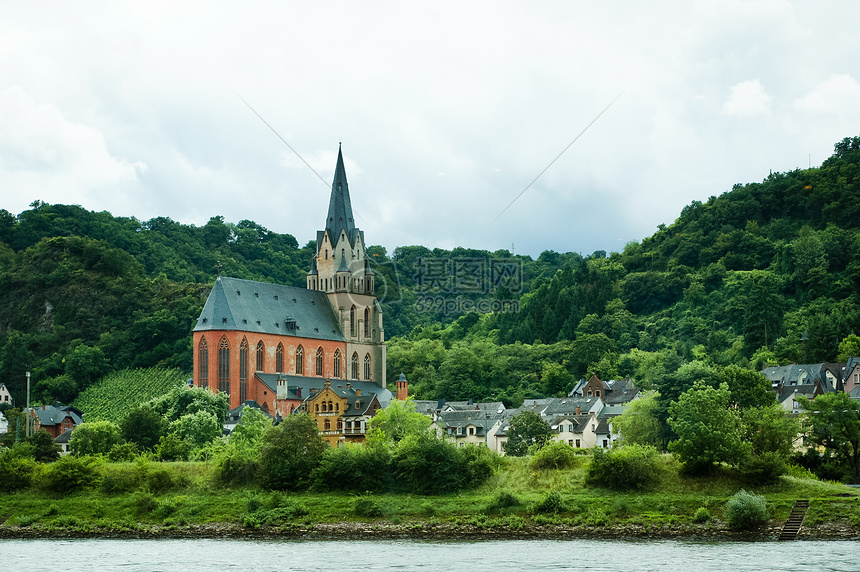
[
  {"xmin": 786, "ymin": 464, "xmax": 818, "ymax": 480},
  {"xmin": 131, "ymin": 490, "xmax": 158, "ymax": 514},
  {"xmin": 353, "ymin": 496, "xmax": 383, "ymax": 518},
  {"xmin": 154, "ymin": 499, "xmax": 178, "ymax": 518},
  {"xmin": 585, "ymin": 444, "xmax": 661, "ymax": 490},
  {"xmin": 0, "ymin": 446, "xmax": 40, "ymax": 492},
  {"xmin": 69, "ymin": 421, "xmax": 122, "ymax": 456},
  {"xmin": 258, "ymin": 414, "xmax": 327, "ymax": 491},
  {"xmin": 26, "ymin": 429, "xmax": 61, "ymax": 462},
  {"xmin": 531, "ymin": 491, "xmax": 566, "ymax": 514},
  {"xmin": 738, "ymin": 452, "xmax": 787, "ymax": 485},
  {"xmin": 40, "ymin": 455, "xmax": 101, "ymax": 493},
  {"xmin": 484, "ymin": 491, "xmax": 522, "ymax": 514},
  {"xmin": 108, "ymin": 442, "xmax": 140, "ymax": 462},
  {"xmin": 246, "ymin": 494, "xmax": 263, "ymax": 514},
  {"xmin": 816, "ymin": 461, "xmax": 851, "ymax": 483},
  {"xmin": 391, "ymin": 434, "xmax": 464, "ymax": 495},
  {"xmin": 212, "ymin": 442, "xmax": 260, "ymax": 487},
  {"xmin": 251, "ymin": 503, "xmax": 311, "ymax": 526},
  {"xmin": 155, "ymin": 434, "xmax": 190, "ymax": 462},
  {"xmin": 724, "ymin": 490, "xmax": 769, "ymax": 529},
  {"xmin": 692, "ymin": 507, "xmax": 711, "ymax": 523},
  {"xmin": 146, "ymin": 466, "xmax": 188, "ymax": 494},
  {"xmin": 460, "ymin": 444, "xmax": 498, "ymax": 489},
  {"xmin": 531, "ymin": 441, "xmax": 578, "ymax": 471},
  {"xmin": 310, "ymin": 443, "xmax": 392, "ymax": 492}
]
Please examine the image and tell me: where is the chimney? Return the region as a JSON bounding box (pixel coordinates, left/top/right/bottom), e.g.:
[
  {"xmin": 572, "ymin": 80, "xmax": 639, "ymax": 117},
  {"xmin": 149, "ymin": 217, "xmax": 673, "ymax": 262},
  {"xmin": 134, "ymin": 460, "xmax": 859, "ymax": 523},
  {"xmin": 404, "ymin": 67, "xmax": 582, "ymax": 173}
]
[
  {"xmin": 355, "ymin": 388, "xmax": 361, "ymax": 396},
  {"xmin": 576, "ymin": 406, "xmax": 581, "ymax": 415},
  {"xmin": 297, "ymin": 388, "xmax": 302, "ymax": 399},
  {"xmin": 396, "ymin": 373, "xmax": 408, "ymax": 401}
]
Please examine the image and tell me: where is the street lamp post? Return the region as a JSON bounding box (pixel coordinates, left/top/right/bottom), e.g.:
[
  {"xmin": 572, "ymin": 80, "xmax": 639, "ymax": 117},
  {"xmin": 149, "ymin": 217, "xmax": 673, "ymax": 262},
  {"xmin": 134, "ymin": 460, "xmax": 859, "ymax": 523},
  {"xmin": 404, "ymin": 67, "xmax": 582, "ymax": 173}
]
[{"xmin": 25, "ymin": 370, "xmax": 31, "ymax": 438}]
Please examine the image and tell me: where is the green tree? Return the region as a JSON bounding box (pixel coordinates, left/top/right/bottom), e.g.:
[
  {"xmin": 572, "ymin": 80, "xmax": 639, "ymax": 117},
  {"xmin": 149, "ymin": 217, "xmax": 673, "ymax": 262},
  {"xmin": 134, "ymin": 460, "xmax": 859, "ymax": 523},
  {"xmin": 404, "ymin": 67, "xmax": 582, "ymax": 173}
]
[
  {"xmin": 668, "ymin": 382, "xmax": 750, "ymax": 473},
  {"xmin": 366, "ymin": 398, "xmax": 432, "ymax": 446},
  {"xmin": 34, "ymin": 374, "xmax": 78, "ymax": 405},
  {"xmin": 800, "ymin": 392, "xmax": 860, "ymax": 483},
  {"xmin": 25, "ymin": 429, "xmax": 61, "ymax": 462},
  {"xmin": 539, "ymin": 362, "xmax": 575, "ymax": 397},
  {"xmin": 212, "ymin": 408, "xmax": 273, "ymax": 486},
  {"xmin": 120, "ymin": 405, "xmax": 167, "ymax": 451},
  {"xmin": 837, "ymin": 334, "xmax": 860, "ymax": 362},
  {"xmin": 612, "ymin": 390, "xmax": 663, "ymax": 448},
  {"xmin": 64, "ymin": 344, "xmax": 109, "ymax": 391},
  {"xmin": 742, "ymin": 403, "xmax": 799, "ymax": 458},
  {"xmin": 719, "ymin": 365, "xmax": 775, "ymax": 409},
  {"xmin": 147, "ymin": 384, "xmax": 229, "ymax": 424},
  {"xmin": 69, "ymin": 420, "xmax": 122, "ymax": 456},
  {"xmin": 168, "ymin": 410, "xmax": 222, "ymax": 450},
  {"xmin": 503, "ymin": 411, "xmax": 553, "ymax": 457},
  {"xmin": 258, "ymin": 413, "xmax": 327, "ymax": 490},
  {"xmin": 155, "ymin": 433, "xmax": 191, "ymax": 461}
]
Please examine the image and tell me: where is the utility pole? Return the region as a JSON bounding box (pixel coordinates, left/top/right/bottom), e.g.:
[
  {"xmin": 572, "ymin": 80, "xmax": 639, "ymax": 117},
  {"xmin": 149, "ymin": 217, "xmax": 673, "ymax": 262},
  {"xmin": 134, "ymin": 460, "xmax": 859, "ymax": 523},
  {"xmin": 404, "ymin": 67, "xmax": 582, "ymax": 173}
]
[{"xmin": 25, "ymin": 370, "xmax": 31, "ymax": 438}]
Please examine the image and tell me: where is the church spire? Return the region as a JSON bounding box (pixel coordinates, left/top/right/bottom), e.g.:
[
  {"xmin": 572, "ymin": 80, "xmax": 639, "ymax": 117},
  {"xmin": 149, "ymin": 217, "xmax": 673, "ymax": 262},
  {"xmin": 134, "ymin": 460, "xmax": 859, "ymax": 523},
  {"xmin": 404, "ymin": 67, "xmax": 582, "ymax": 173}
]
[{"xmin": 325, "ymin": 143, "xmax": 356, "ymax": 246}]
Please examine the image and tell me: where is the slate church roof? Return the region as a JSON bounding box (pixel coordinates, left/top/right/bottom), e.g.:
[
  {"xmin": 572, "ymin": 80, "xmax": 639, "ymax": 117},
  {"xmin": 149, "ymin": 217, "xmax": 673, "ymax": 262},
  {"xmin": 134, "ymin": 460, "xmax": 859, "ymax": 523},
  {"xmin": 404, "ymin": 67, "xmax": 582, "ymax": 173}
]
[{"xmin": 193, "ymin": 276, "xmax": 344, "ymax": 342}]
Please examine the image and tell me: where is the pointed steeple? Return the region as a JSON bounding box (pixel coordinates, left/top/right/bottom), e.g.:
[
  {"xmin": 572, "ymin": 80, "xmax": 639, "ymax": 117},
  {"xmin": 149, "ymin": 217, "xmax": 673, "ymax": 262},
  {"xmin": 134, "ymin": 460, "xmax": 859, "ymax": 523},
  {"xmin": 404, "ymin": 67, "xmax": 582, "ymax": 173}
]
[{"xmin": 325, "ymin": 143, "xmax": 356, "ymax": 247}]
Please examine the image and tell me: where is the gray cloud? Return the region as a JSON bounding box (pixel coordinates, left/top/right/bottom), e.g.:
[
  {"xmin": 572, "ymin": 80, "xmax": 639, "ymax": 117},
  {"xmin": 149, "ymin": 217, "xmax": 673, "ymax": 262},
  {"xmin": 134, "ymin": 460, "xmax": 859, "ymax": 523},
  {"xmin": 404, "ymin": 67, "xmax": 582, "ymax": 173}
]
[{"xmin": 1, "ymin": 1, "xmax": 859, "ymax": 258}]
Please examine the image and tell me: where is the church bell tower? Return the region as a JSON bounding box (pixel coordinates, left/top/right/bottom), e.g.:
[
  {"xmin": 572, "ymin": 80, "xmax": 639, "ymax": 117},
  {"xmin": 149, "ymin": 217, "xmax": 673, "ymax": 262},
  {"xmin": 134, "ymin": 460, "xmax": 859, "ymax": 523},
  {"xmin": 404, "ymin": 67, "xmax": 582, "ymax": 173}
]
[{"xmin": 306, "ymin": 145, "xmax": 386, "ymax": 388}]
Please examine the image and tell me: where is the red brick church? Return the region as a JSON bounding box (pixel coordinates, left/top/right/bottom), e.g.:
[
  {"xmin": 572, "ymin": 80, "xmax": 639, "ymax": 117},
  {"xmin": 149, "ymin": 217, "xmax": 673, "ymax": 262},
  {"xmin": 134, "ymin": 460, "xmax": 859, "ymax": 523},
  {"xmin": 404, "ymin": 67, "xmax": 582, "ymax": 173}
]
[{"xmin": 192, "ymin": 146, "xmax": 399, "ymax": 425}]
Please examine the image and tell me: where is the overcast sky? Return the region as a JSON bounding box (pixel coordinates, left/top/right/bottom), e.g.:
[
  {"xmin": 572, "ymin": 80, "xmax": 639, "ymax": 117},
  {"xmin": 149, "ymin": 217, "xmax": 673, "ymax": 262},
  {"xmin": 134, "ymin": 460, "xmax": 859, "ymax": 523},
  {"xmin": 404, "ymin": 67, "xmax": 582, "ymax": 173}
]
[{"xmin": 2, "ymin": 1, "xmax": 859, "ymax": 258}]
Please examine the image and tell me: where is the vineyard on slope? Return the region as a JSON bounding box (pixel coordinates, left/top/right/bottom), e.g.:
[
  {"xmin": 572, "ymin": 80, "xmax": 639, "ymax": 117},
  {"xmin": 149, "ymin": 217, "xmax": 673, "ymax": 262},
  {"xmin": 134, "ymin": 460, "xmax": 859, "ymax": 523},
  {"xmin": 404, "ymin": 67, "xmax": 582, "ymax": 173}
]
[{"xmin": 72, "ymin": 368, "xmax": 188, "ymax": 423}]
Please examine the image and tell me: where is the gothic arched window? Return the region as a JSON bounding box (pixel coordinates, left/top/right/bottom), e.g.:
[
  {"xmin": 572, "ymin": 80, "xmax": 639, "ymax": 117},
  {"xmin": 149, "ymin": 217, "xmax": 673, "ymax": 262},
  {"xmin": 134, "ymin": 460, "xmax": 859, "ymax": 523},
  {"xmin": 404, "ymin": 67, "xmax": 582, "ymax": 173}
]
[
  {"xmin": 364, "ymin": 308, "xmax": 369, "ymax": 338},
  {"xmin": 218, "ymin": 337, "xmax": 230, "ymax": 394},
  {"xmin": 276, "ymin": 343, "xmax": 284, "ymax": 373},
  {"xmin": 364, "ymin": 353, "xmax": 372, "ymax": 382},
  {"xmin": 350, "ymin": 306, "xmax": 356, "ymax": 336},
  {"xmin": 198, "ymin": 337, "xmax": 209, "ymax": 389},
  {"xmin": 315, "ymin": 347, "xmax": 324, "ymax": 376},
  {"xmin": 351, "ymin": 352, "xmax": 359, "ymax": 380},
  {"xmin": 256, "ymin": 340, "xmax": 264, "ymax": 372},
  {"xmin": 296, "ymin": 345, "xmax": 304, "ymax": 375},
  {"xmin": 333, "ymin": 349, "xmax": 341, "ymax": 378},
  {"xmin": 239, "ymin": 338, "xmax": 249, "ymax": 403}
]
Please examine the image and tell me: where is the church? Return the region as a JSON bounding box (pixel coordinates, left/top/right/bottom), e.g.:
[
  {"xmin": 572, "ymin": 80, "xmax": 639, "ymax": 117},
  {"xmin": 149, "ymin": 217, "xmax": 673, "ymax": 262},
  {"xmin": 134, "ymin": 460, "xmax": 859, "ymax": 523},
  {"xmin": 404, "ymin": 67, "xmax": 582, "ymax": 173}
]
[{"xmin": 192, "ymin": 145, "xmax": 403, "ymax": 442}]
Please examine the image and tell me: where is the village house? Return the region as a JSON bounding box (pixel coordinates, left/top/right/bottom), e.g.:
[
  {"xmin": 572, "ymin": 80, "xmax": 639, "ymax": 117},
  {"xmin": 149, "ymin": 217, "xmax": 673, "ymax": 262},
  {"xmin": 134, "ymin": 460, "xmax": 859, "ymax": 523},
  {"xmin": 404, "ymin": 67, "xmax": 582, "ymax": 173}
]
[
  {"xmin": 0, "ymin": 383, "xmax": 13, "ymax": 406},
  {"xmin": 301, "ymin": 380, "xmax": 382, "ymax": 446},
  {"xmin": 433, "ymin": 408, "xmax": 507, "ymax": 448},
  {"xmin": 569, "ymin": 375, "xmax": 639, "ymax": 406},
  {"xmin": 30, "ymin": 403, "xmax": 83, "ymax": 439}
]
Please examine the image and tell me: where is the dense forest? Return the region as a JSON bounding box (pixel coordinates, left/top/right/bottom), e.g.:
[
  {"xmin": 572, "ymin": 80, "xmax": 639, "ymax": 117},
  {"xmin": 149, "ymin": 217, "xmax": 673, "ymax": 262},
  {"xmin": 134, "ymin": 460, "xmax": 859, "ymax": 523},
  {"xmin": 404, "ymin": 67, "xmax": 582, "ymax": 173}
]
[{"xmin": 2, "ymin": 135, "xmax": 860, "ymax": 409}]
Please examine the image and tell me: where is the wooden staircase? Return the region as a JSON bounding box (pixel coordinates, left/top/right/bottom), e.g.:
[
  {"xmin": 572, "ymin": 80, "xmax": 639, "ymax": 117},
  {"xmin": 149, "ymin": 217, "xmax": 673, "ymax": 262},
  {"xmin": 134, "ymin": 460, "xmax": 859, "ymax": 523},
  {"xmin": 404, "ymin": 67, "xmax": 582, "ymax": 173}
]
[{"xmin": 778, "ymin": 499, "xmax": 809, "ymax": 540}]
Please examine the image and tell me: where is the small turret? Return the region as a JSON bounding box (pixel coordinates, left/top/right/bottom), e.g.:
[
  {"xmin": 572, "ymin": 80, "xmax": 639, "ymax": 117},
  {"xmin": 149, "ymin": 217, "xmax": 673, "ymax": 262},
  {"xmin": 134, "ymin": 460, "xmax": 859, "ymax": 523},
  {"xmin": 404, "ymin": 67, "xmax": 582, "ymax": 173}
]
[{"xmin": 396, "ymin": 372, "xmax": 408, "ymax": 401}]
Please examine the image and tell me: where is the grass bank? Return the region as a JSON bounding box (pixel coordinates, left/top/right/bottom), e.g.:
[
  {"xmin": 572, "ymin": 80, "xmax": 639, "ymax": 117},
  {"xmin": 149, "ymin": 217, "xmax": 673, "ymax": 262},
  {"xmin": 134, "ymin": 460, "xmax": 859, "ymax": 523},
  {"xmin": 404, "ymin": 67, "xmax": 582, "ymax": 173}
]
[{"xmin": 1, "ymin": 454, "xmax": 858, "ymax": 539}]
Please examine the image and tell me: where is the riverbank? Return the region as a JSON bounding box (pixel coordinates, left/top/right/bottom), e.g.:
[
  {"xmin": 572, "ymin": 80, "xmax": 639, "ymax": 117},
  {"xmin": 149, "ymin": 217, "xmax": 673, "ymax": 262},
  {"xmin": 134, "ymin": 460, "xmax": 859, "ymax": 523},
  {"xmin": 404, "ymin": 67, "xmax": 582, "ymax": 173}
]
[
  {"xmin": 3, "ymin": 456, "xmax": 859, "ymax": 542},
  {"xmin": 2, "ymin": 518, "xmax": 859, "ymax": 541}
]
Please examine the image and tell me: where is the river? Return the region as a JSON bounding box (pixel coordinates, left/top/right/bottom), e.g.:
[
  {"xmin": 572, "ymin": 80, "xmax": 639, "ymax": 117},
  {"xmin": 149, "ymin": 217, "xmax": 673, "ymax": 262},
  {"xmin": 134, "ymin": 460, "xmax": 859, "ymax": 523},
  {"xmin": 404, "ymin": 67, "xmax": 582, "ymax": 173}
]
[{"xmin": 3, "ymin": 538, "xmax": 859, "ymax": 571}]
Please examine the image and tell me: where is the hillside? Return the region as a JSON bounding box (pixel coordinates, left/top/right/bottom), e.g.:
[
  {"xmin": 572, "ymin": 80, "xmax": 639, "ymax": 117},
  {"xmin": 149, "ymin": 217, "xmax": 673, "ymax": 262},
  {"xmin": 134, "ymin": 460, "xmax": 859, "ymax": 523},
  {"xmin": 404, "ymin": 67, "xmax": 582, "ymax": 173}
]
[
  {"xmin": 2, "ymin": 135, "xmax": 860, "ymax": 408},
  {"xmin": 71, "ymin": 368, "xmax": 188, "ymax": 424}
]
